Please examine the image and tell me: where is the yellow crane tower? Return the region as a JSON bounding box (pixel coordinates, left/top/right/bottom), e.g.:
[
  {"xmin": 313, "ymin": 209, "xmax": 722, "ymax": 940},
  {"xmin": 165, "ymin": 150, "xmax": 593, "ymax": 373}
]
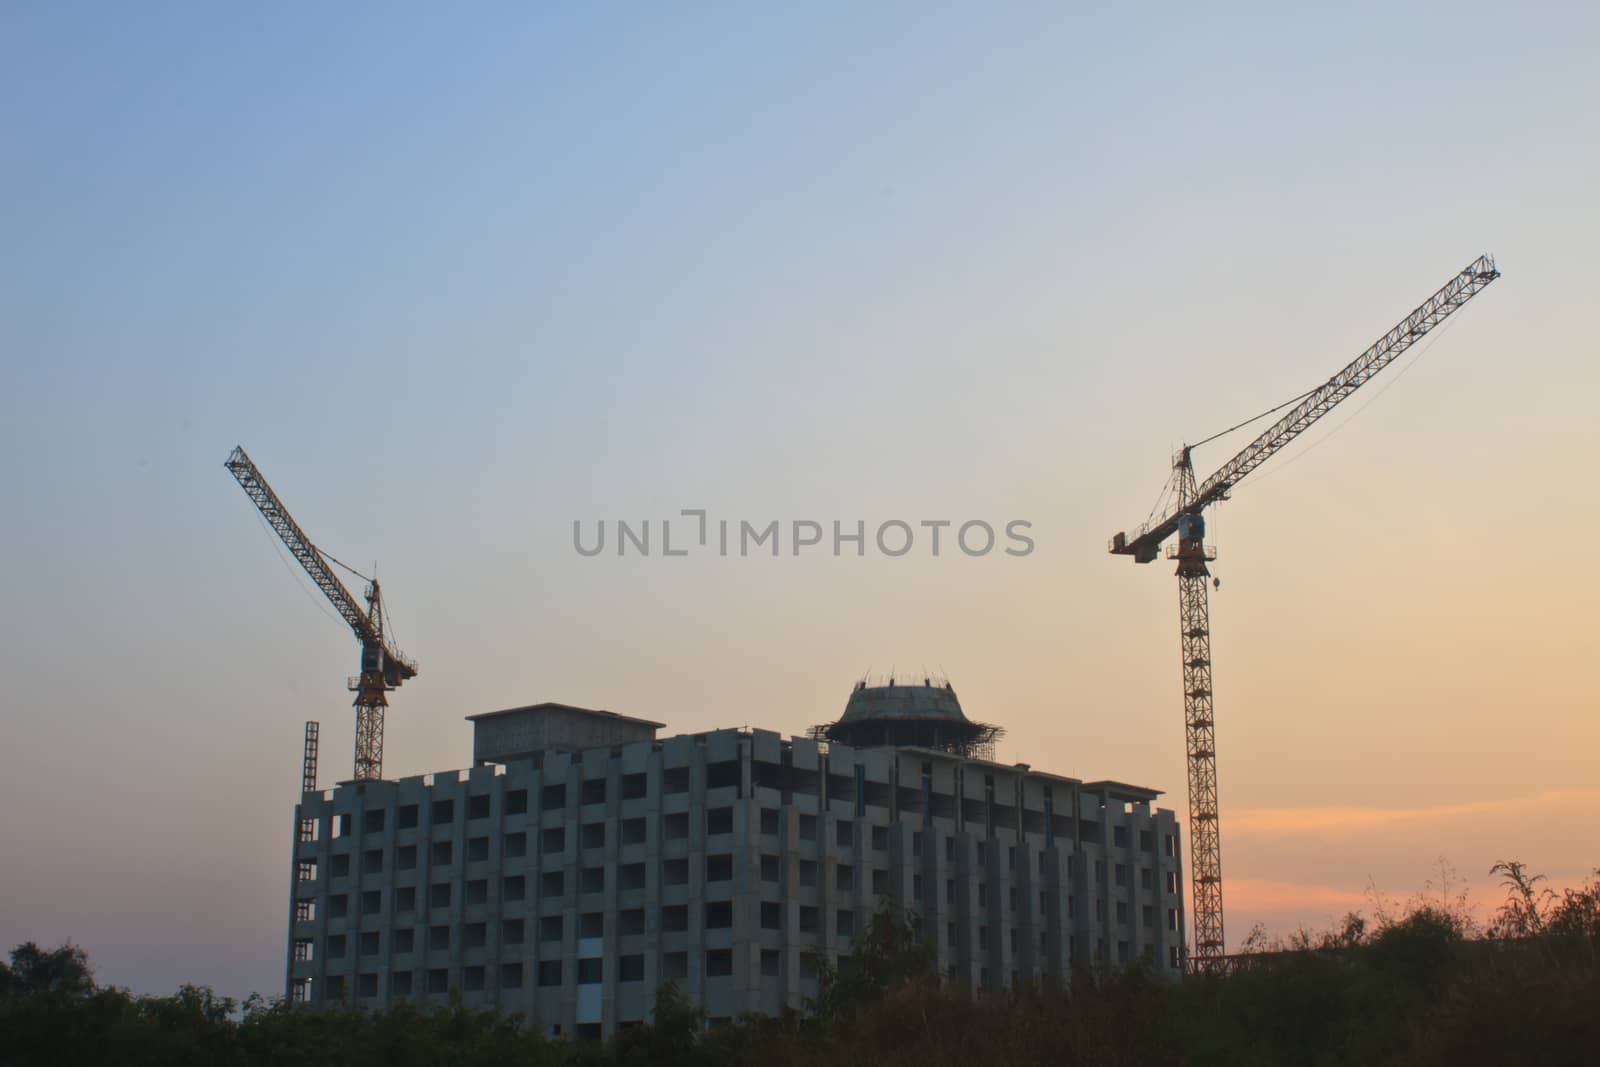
[
  {"xmin": 226, "ymin": 446, "xmax": 419, "ymax": 782},
  {"xmin": 1109, "ymin": 255, "xmax": 1500, "ymax": 971}
]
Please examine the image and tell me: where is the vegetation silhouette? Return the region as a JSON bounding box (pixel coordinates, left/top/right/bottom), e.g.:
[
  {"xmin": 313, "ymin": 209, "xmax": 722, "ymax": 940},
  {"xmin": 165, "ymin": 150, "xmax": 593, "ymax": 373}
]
[{"xmin": 2, "ymin": 866, "xmax": 1596, "ymax": 1066}]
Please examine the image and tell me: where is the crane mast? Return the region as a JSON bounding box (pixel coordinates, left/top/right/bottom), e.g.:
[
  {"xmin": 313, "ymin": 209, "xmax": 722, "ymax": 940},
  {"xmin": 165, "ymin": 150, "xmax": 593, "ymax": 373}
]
[
  {"xmin": 1110, "ymin": 255, "xmax": 1499, "ymax": 971},
  {"xmin": 226, "ymin": 446, "xmax": 418, "ymax": 782}
]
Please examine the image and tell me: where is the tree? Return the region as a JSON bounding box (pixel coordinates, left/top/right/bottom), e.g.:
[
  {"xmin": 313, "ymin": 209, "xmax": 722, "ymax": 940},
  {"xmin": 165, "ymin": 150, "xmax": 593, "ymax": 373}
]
[{"xmin": 0, "ymin": 941, "xmax": 94, "ymax": 1001}]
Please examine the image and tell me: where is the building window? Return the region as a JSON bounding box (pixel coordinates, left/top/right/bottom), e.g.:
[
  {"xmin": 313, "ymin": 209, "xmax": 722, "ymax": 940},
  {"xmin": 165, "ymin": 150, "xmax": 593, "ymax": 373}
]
[
  {"xmin": 871, "ymin": 825, "xmax": 889, "ymax": 851},
  {"xmin": 506, "ymin": 789, "xmax": 528, "ymax": 815},
  {"xmin": 664, "ymin": 812, "xmax": 689, "ymax": 839},
  {"xmin": 580, "ymin": 867, "xmax": 604, "ymax": 894},
  {"xmin": 325, "ymin": 975, "xmax": 345, "ymax": 1000},
  {"xmin": 1166, "ymin": 871, "xmax": 1179, "ymax": 894},
  {"xmin": 799, "ymin": 860, "xmax": 817, "ymax": 888},
  {"xmin": 326, "ymin": 934, "xmax": 347, "ymax": 959},
  {"xmin": 1115, "ymin": 864, "xmax": 1128, "ymax": 888},
  {"xmin": 297, "ymin": 860, "xmax": 317, "ymax": 882},
  {"xmin": 761, "ymin": 855, "xmax": 780, "ymax": 882},
  {"xmin": 761, "ymin": 901, "xmax": 781, "ymax": 930},
  {"xmin": 328, "ymin": 895, "xmax": 348, "ymax": 919},
  {"xmin": 504, "ymin": 832, "xmax": 526, "ymax": 859},
  {"xmin": 664, "ymin": 859, "xmax": 689, "ymax": 886},
  {"xmin": 462, "ymin": 965, "xmax": 485, "ymax": 991},
  {"xmin": 541, "ymin": 871, "xmax": 563, "ymax": 897},
  {"xmin": 431, "ymin": 841, "xmax": 453, "ymax": 866},
  {"xmin": 620, "ymin": 908, "xmax": 645, "ymax": 935},
  {"xmin": 705, "ymin": 901, "xmax": 733, "ymax": 929},
  {"xmin": 330, "ymin": 854, "xmax": 350, "ymax": 878},
  {"xmin": 293, "ymin": 938, "xmax": 313, "ymax": 961},
  {"xmin": 1117, "ymin": 902, "xmax": 1130, "ymax": 925},
  {"xmin": 361, "ymin": 889, "xmax": 381, "ymax": 915},
  {"xmin": 662, "ymin": 905, "xmax": 688, "ymax": 932},
  {"xmin": 705, "ymin": 949, "xmax": 733, "ymax": 977},
  {"xmin": 1113, "ymin": 826, "xmax": 1128, "ymax": 848},
  {"xmin": 467, "ymin": 794, "xmax": 490, "ymax": 821},
  {"xmin": 706, "ymin": 854, "xmax": 733, "ymax": 882},
  {"xmin": 356, "ymin": 973, "xmax": 379, "ymax": 999},
  {"xmin": 398, "ymin": 844, "xmax": 417, "ymax": 870},
  {"xmin": 760, "ymin": 809, "xmax": 780, "ymax": 836},
  {"xmin": 837, "ymin": 909, "xmax": 855, "ymax": 938},
  {"xmin": 542, "ymin": 828, "xmax": 565, "ymax": 853},
  {"xmin": 837, "ymin": 865, "xmax": 853, "ymax": 892},
  {"xmin": 799, "ymin": 906, "xmax": 818, "ymax": 933},
  {"xmin": 761, "ymin": 949, "xmax": 780, "ymax": 978},
  {"xmin": 582, "ymin": 822, "xmax": 605, "ymax": 849},
  {"xmin": 540, "ymin": 915, "xmax": 563, "ymax": 942},
  {"xmin": 619, "ymin": 954, "xmax": 645, "ymax": 982},
  {"xmin": 465, "ymin": 922, "xmax": 487, "ymax": 949},
  {"xmin": 580, "ymin": 778, "xmax": 606, "ymax": 806},
  {"xmin": 467, "ymin": 836, "xmax": 489, "ymax": 862},
  {"xmin": 364, "ymin": 809, "xmax": 386, "ymax": 833},
  {"xmin": 467, "ymin": 878, "xmax": 488, "ymax": 905},
  {"xmin": 289, "ymin": 978, "xmax": 311, "ymax": 1004},
  {"xmin": 295, "ymin": 899, "xmax": 316, "ymax": 922},
  {"xmin": 621, "ymin": 862, "xmax": 646, "ymax": 891},
  {"xmin": 663, "ymin": 766, "xmax": 690, "ymax": 794},
  {"xmin": 542, "ymin": 784, "xmax": 565, "ymax": 810},
  {"xmin": 423, "ymin": 968, "xmax": 448, "ymax": 995},
  {"xmin": 398, "ymin": 804, "xmax": 419, "ymax": 829},
  {"xmin": 392, "ymin": 970, "xmax": 413, "ymax": 996},
  {"xmin": 432, "ymin": 799, "xmax": 454, "ymax": 825},
  {"xmin": 501, "ymin": 962, "xmax": 523, "ymax": 988},
  {"xmin": 538, "ymin": 961, "xmax": 562, "ymax": 987},
  {"xmin": 662, "ymin": 952, "xmax": 688, "ymax": 980},
  {"xmin": 872, "ymin": 869, "xmax": 887, "ymax": 895},
  {"xmin": 577, "ymin": 958, "xmax": 603, "ymax": 985},
  {"xmin": 502, "ymin": 919, "xmax": 524, "ymax": 945},
  {"xmin": 836, "ymin": 820, "xmax": 854, "ymax": 847},
  {"xmin": 359, "ymin": 931, "xmax": 380, "ymax": 956},
  {"xmin": 622, "ymin": 817, "xmax": 647, "ymax": 845},
  {"xmin": 429, "ymin": 883, "xmax": 451, "ymax": 909},
  {"xmin": 799, "ymin": 814, "xmax": 817, "ymax": 841},
  {"xmin": 622, "ymin": 772, "xmax": 647, "ymax": 799},
  {"xmin": 706, "ymin": 807, "xmax": 733, "ymax": 835},
  {"xmin": 1168, "ymin": 908, "xmax": 1179, "ymax": 932},
  {"xmin": 580, "ymin": 912, "xmax": 604, "ymax": 938},
  {"xmin": 394, "ymin": 928, "xmax": 414, "ymax": 954},
  {"xmin": 428, "ymin": 925, "xmax": 449, "ymax": 951}
]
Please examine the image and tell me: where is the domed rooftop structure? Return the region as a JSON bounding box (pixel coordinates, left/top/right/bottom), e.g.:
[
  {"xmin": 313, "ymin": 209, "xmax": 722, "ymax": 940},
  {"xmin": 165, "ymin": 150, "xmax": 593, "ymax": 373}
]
[{"xmin": 812, "ymin": 675, "xmax": 1002, "ymax": 760}]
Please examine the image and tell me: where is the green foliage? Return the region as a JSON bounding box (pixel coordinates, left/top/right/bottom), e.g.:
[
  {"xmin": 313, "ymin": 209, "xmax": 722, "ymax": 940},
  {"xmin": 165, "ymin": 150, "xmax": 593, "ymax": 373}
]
[{"xmin": 3, "ymin": 862, "xmax": 1596, "ymax": 1066}]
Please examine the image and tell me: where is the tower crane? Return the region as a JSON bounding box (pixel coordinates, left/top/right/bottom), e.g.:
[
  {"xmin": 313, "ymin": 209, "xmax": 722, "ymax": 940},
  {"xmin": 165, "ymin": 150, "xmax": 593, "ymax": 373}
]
[
  {"xmin": 226, "ymin": 446, "xmax": 418, "ymax": 782},
  {"xmin": 1109, "ymin": 255, "xmax": 1500, "ymax": 971}
]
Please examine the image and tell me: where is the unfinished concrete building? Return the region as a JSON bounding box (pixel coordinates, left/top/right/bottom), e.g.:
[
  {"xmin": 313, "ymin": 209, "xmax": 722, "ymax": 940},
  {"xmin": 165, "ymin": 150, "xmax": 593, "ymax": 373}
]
[{"xmin": 286, "ymin": 682, "xmax": 1186, "ymax": 1037}]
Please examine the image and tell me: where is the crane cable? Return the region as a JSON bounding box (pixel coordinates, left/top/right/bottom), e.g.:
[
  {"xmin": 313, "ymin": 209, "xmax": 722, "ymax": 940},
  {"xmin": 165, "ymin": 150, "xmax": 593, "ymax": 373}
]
[{"xmin": 1190, "ymin": 384, "xmax": 1318, "ymax": 452}]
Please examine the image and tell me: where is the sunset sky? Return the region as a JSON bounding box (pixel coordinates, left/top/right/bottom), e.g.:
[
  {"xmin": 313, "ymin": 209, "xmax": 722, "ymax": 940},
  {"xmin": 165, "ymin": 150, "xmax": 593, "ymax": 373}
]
[{"xmin": 2, "ymin": 4, "xmax": 1596, "ymax": 997}]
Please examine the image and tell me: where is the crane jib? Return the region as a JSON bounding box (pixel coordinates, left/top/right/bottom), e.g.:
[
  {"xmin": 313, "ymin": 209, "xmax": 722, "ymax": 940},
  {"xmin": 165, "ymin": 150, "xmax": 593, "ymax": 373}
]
[{"xmin": 1110, "ymin": 254, "xmax": 1499, "ymax": 560}]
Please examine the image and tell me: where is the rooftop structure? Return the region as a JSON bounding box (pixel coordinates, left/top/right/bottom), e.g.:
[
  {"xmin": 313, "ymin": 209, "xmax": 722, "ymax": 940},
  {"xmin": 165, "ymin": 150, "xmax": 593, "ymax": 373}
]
[{"xmin": 812, "ymin": 677, "xmax": 1002, "ymax": 760}]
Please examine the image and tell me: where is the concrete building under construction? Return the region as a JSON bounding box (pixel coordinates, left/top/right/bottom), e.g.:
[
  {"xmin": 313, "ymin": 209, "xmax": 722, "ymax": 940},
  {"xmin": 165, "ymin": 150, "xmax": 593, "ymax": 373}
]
[{"xmin": 286, "ymin": 680, "xmax": 1186, "ymax": 1037}]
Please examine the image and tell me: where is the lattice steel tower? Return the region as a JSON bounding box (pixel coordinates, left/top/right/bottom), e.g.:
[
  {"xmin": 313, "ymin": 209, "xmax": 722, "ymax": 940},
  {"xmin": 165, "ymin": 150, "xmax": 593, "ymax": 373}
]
[{"xmin": 1109, "ymin": 255, "xmax": 1500, "ymax": 971}]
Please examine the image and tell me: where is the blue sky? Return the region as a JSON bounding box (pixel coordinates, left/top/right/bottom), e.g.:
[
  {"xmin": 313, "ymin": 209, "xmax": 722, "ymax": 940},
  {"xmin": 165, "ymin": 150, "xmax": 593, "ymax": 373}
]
[{"xmin": 2, "ymin": 3, "xmax": 1597, "ymax": 997}]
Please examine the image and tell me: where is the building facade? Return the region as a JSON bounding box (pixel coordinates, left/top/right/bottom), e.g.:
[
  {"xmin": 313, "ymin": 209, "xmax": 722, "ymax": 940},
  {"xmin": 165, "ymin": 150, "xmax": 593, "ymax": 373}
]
[{"xmin": 286, "ymin": 691, "xmax": 1186, "ymax": 1037}]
